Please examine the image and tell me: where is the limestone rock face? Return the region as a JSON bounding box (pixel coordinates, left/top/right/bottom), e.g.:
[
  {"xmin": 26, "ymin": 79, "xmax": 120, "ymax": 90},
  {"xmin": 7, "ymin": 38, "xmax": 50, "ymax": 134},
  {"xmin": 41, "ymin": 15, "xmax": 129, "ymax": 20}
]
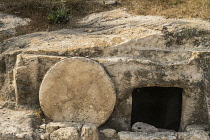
[
  {"xmin": 45, "ymin": 122, "xmax": 98, "ymax": 140},
  {"xmin": 0, "ymin": 13, "xmax": 30, "ymax": 41},
  {"xmin": 132, "ymin": 122, "xmax": 159, "ymax": 132},
  {"xmin": 13, "ymin": 54, "xmax": 65, "ymax": 107},
  {"xmin": 46, "ymin": 122, "xmax": 83, "ymax": 134},
  {"xmin": 185, "ymin": 124, "xmax": 208, "ymax": 132},
  {"xmin": 39, "ymin": 57, "xmax": 116, "ymax": 126},
  {"xmin": 118, "ymin": 130, "xmax": 210, "ymax": 140},
  {"xmin": 100, "ymin": 128, "xmax": 117, "ymax": 138},
  {"xmin": 81, "ymin": 123, "xmax": 99, "ymax": 140},
  {"xmin": 118, "ymin": 131, "xmax": 176, "ymax": 140},
  {"xmin": 0, "ymin": 108, "xmax": 39, "ymax": 140},
  {"xmin": 50, "ymin": 127, "xmax": 79, "ymax": 140},
  {"xmin": 104, "ymin": 0, "xmax": 117, "ymax": 5},
  {"xmin": 0, "ymin": 8, "xmax": 210, "ymax": 140}
]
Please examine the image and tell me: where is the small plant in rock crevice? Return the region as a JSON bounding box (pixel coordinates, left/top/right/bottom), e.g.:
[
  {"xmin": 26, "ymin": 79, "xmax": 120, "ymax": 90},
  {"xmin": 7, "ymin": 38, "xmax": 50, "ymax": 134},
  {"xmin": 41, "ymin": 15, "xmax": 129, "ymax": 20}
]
[{"xmin": 47, "ymin": 0, "xmax": 70, "ymax": 24}]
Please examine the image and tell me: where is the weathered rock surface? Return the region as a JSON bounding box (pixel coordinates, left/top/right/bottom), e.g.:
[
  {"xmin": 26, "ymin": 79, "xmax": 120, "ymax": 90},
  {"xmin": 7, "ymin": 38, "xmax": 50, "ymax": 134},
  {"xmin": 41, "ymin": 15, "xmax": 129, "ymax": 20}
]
[
  {"xmin": 44, "ymin": 122, "xmax": 98, "ymax": 140},
  {"xmin": 185, "ymin": 124, "xmax": 208, "ymax": 132},
  {"xmin": 50, "ymin": 127, "xmax": 79, "ymax": 140},
  {"xmin": 0, "ymin": 108, "xmax": 40, "ymax": 140},
  {"xmin": 46, "ymin": 122, "xmax": 83, "ymax": 134},
  {"xmin": 81, "ymin": 123, "xmax": 99, "ymax": 140},
  {"xmin": 1, "ymin": 9, "xmax": 209, "ymax": 55},
  {"xmin": 14, "ymin": 54, "xmax": 66, "ymax": 107},
  {"xmin": 103, "ymin": 0, "xmax": 117, "ymax": 5},
  {"xmin": 100, "ymin": 128, "xmax": 117, "ymax": 139},
  {"xmin": 118, "ymin": 130, "xmax": 210, "ymax": 140},
  {"xmin": 132, "ymin": 122, "xmax": 159, "ymax": 132},
  {"xmin": 39, "ymin": 57, "xmax": 116, "ymax": 126},
  {"xmin": 177, "ymin": 130, "xmax": 210, "ymax": 140},
  {"xmin": 0, "ymin": 13, "xmax": 30, "ymax": 41},
  {"xmin": 0, "ymin": 8, "xmax": 210, "ymax": 140}
]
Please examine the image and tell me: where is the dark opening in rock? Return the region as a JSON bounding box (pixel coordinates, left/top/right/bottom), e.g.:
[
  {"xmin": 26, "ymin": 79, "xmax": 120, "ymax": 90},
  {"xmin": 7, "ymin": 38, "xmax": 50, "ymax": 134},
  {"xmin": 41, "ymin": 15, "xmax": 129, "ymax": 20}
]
[{"xmin": 131, "ymin": 87, "xmax": 183, "ymax": 131}]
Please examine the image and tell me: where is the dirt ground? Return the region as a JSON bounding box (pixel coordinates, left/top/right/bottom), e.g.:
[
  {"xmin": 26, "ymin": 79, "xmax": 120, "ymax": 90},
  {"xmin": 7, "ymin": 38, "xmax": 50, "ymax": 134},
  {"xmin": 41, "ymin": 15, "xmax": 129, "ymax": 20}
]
[{"xmin": 0, "ymin": 0, "xmax": 116, "ymax": 41}]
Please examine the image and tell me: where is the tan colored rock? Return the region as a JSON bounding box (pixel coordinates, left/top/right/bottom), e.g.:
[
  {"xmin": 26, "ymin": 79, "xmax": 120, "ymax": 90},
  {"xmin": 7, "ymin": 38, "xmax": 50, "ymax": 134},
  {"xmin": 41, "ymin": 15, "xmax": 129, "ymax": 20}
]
[
  {"xmin": 100, "ymin": 128, "xmax": 117, "ymax": 138},
  {"xmin": 40, "ymin": 133, "xmax": 50, "ymax": 140},
  {"xmin": 15, "ymin": 132, "xmax": 35, "ymax": 140},
  {"xmin": 0, "ymin": 12, "xmax": 30, "ymax": 41},
  {"xmin": 1, "ymin": 9, "xmax": 210, "ymax": 140},
  {"xmin": 48, "ymin": 123, "xmax": 99, "ymax": 140},
  {"xmin": 81, "ymin": 123, "xmax": 99, "ymax": 140},
  {"xmin": 46, "ymin": 122, "xmax": 82, "ymax": 134},
  {"xmin": 132, "ymin": 122, "xmax": 158, "ymax": 133},
  {"xmin": 118, "ymin": 131, "xmax": 177, "ymax": 140},
  {"xmin": 189, "ymin": 130, "xmax": 210, "ymax": 140},
  {"xmin": 39, "ymin": 124, "xmax": 46, "ymax": 130},
  {"xmin": 39, "ymin": 57, "xmax": 116, "ymax": 126},
  {"xmin": 15, "ymin": 133, "xmax": 26, "ymax": 139},
  {"xmin": 185, "ymin": 124, "xmax": 207, "ymax": 132},
  {"xmin": 104, "ymin": 0, "xmax": 117, "ymax": 5},
  {"xmin": 0, "ymin": 108, "xmax": 39, "ymax": 140},
  {"xmin": 177, "ymin": 132, "xmax": 191, "ymax": 140},
  {"xmin": 13, "ymin": 54, "xmax": 65, "ymax": 107},
  {"xmin": 118, "ymin": 131, "xmax": 146, "ymax": 140},
  {"xmin": 50, "ymin": 127, "xmax": 79, "ymax": 140}
]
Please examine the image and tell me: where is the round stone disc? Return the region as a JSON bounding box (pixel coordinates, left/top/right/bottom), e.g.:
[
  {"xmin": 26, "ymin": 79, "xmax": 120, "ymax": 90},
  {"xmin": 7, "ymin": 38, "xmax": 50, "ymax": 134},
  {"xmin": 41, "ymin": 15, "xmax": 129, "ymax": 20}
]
[{"xmin": 39, "ymin": 57, "xmax": 116, "ymax": 126}]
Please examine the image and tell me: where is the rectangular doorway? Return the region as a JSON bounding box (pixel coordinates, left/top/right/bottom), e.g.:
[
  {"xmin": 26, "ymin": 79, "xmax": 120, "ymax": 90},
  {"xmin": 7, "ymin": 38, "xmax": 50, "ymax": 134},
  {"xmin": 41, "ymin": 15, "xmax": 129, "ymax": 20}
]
[{"xmin": 131, "ymin": 87, "xmax": 182, "ymax": 131}]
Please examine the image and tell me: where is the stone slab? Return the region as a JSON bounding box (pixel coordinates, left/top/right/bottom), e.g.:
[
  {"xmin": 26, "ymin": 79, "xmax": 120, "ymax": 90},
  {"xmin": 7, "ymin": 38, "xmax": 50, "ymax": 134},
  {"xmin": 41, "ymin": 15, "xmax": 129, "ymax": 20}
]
[{"xmin": 39, "ymin": 57, "xmax": 116, "ymax": 126}]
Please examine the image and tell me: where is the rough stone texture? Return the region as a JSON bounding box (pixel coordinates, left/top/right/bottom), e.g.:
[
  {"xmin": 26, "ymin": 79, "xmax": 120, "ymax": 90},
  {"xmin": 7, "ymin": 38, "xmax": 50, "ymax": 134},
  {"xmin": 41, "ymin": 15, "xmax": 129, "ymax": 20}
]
[
  {"xmin": 46, "ymin": 122, "xmax": 83, "ymax": 134},
  {"xmin": 94, "ymin": 55, "xmax": 208, "ymax": 131},
  {"xmin": 0, "ymin": 108, "xmax": 40, "ymax": 140},
  {"xmin": 50, "ymin": 127, "xmax": 79, "ymax": 140},
  {"xmin": 118, "ymin": 131, "xmax": 177, "ymax": 140},
  {"xmin": 39, "ymin": 124, "xmax": 46, "ymax": 130},
  {"xmin": 118, "ymin": 130, "xmax": 210, "ymax": 140},
  {"xmin": 45, "ymin": 122, "xmax": 98, "ymax": 140},
  {"xmin": 177, "ymin": 130, "xmax": 210, "ymax": 140},
  {"xmin": 0, "ymin": 13, "xmax": 30, "ymax": 41},
  {"xmin": 6, "ymin": 53, "xmax": 210, "ymax": 131},
  {"xmin": 13, "ymin": 54, "xmax": 65, "ymax": 107},
  {"xmin": 185, "ymin": 124, "xmax": 208, "ymax": 132},
  {"xmin": 1, "ymin": 9, "xmax": 209, "ymax": 55},
  {"xmin": 104, "ymin": 0, "xmax": 117, "ymax": 5},
  {"xmin": 81, "ymin": 123, "xmax": 99, "ymax": 140},
  {"xmin": 40, "ymin": 133, "xmax": 50, "ymax": 140},
  {"xmin": 0, "ymin": 8, "xmax": 210, "ymax": 140},
  {"xmin": 132, "ymin": 122, "xmax": 159, "ymax": 132},
  {"xmin": 39, "ymin": 57, "xmax": 116, "ymax": 126},
  {"xmin": 97, "ymin": 0, "xmax": 117, "ymax": 5},
  {"xmin": 100, "ymin": 128, "xmax": 117, "ymax": 138}
]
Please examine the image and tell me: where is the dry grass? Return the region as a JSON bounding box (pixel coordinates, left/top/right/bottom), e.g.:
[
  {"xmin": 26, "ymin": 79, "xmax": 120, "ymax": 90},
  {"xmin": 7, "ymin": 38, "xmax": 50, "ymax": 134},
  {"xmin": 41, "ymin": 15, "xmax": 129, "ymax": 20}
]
[{"xmin": 120, "ymin": 0, "xmax": 210, "ymax": 19}]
